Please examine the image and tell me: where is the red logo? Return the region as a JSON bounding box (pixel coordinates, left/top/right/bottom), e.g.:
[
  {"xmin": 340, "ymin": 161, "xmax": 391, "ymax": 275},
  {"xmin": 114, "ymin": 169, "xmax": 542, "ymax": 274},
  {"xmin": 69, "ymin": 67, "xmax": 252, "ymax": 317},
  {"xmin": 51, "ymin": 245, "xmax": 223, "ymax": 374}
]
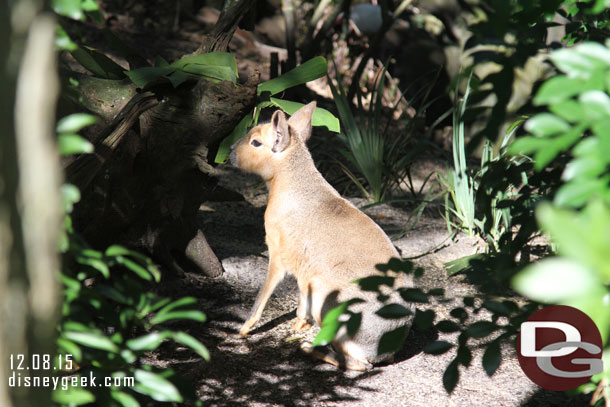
[{"xmin": 517, "ymin": 305, "xmax": 603, "ymax": 391}]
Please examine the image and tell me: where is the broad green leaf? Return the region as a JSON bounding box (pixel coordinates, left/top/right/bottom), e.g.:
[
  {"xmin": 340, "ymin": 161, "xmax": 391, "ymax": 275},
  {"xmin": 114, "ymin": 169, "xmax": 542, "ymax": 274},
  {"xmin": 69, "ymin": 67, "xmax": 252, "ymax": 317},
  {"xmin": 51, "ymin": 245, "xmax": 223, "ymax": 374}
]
[
  {"xmin": 424, "ymin": 340, "xmax": 454, "ymax": 355},
  {"xmin": 482, "ymin": 341, "xmax": 502, "ymax": 376},
  {"xmin": 110, "ymin": 390, "xmax": 140, "ymax": 407},
  {"xmin": 52, "ymin": 387, "xmax": 95, "ymax": 405},
  {"xmin": 180, "ymin": 64, "xmax": 237, "ymax": 83},
  {"xmin": 75, "ymin": 255, "xmax": 110, "ymax": 278},
  {"xmin": 63, "ymin": 331, "xmax": 119, "ymax": 352},
  {"xmin": 52, "ymin": 0, "xmax": 84, "ymax": 20},
  {"xmin": 55, "ymin": 24, "xmax": 77, "ymax": 51},
  {"xmin": 258, "ymin": 56, "xmax": 327, "ymax": 96},
  {"xmin": 133, "ymin": 369, "xmax": 183, "ymax": 402},
  {"xmin": 378, "ymin": 325, "xmax": 409, "ymax": 354},
  {"xmin": 71, "ymin": 47, "xmax": 126, "ymax": 80},
  {"xmin": 536, "ymin": 201, "xmax": 610, "ymax": 280},
  {"xmin": 150, "ymin": 310, "xmax": 206, "ymax": 325},
  {"xmin": 555, "ymin": 177, "xmax": 610, "ymax": 207},
  {"xmin": 60, "ymin": 183, "xmax": 80, "ymax": 213},
  {"xmin": 214, "ymin": 113, "xmax": 253, "ymax": 163},
  {"xmin": 579, "ymin": 90, "xmax": 610, "ymax": 120},
  {"xmin": 126, "ymin": 332, "xmax": 170, "ymax": 351},
  {"xmin": 513, "ymin": 258, "xmax": 599, "ymax": 303},
  {"xmin": 156, "ymin": 297, "xmax": 198, "ymax": 315},
  {"xmin": 524, "ymin": 113, "xmax": 570, "ymax": 137},
  {"xmin": 172, "ymin": 331, "xmax": 210, "ymax": 361},
  {"xmin": 534, "ymin": 76, "xmax": 585, "ymax": 106},
  {"xmin": 58, "ymin": 133, "xmax": 94, "ymax": 155},
  {"xmin": 56, "ymin": 338, "xmax": 82, "ymax": 362},
  {"xmin": 549, "ymin": 99, "xmax": 586, "ymax": 123},
  {"xmin": 114, "ymin": 256, "xmax": 153, "ymax": 281},
  {"xmin": 268, "ymin": 98, "xmax": 340, "ymax": 132},
  {"xmin": 125, "ymin": 67, "xmax": 174, "ymax": 88},
  {"xmin": 312, "ymin": 319, "xmax": 341, "ymax": 347},
  {"xmin": 375, "ymin": 303, "xmax": 413, "ymax": 319},
  {"xmin": 551, "ymin": 47, "xmax": 604, "ymax": 79},
  {"xmin": 565, "ymin": 289, "xmax": 610, "ymax": 344},
  {"xmin": 171, "ymin": 52, "xmax": 238, "ymax": 80},
  {"xmin": 465, "ymin": 321, "xmax": 496, "ymax": 338}
]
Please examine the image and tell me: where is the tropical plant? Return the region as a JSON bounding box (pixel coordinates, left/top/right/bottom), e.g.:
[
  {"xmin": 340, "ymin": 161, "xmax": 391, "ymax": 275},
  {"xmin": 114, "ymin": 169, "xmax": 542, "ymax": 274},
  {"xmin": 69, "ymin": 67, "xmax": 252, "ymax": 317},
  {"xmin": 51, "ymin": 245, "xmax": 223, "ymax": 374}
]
[
  {"xmin": 511, "ymin": 40, "xmax": 610, "ymax": 405},
  {"xmin": 328, "ymin": 64, "xmax": 434, "ymax": 202},
  {"xmin": 54, "ymin": 113, "xmax": 209, "ymax": 406}
]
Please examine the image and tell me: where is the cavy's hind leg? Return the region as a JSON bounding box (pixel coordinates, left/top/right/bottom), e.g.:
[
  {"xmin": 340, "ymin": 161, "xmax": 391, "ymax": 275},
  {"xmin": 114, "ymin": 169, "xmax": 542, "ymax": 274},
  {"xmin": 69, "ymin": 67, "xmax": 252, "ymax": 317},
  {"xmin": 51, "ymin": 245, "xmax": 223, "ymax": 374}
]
[{"xmin": 300, "ymin": 342, "xmax": 372, "ymax": 371}]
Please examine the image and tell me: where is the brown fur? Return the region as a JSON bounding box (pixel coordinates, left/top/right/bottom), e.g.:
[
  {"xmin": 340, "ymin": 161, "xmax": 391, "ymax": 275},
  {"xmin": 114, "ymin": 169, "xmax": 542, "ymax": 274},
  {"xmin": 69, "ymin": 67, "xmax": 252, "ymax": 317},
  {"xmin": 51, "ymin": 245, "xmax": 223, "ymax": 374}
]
[{"xmin": 230, "ymin": 102, "xmax": 414, "ymax": 370}]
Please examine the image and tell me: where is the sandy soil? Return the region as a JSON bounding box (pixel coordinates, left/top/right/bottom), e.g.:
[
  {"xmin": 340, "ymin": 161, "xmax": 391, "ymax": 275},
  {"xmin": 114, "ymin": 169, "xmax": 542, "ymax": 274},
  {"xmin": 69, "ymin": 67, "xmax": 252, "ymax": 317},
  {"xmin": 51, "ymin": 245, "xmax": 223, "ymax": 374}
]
[{"xmin": 155, "ymin": 164, "xmax": 591, "ymax": 407}]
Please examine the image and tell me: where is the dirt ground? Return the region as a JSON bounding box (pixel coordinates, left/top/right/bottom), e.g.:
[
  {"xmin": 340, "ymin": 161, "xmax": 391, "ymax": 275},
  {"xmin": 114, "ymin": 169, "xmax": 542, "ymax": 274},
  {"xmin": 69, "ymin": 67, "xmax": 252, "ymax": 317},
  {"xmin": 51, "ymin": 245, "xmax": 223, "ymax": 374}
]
[{"xmin": 155, "ymin": 164, "xmax": 592, "ymax": 407}]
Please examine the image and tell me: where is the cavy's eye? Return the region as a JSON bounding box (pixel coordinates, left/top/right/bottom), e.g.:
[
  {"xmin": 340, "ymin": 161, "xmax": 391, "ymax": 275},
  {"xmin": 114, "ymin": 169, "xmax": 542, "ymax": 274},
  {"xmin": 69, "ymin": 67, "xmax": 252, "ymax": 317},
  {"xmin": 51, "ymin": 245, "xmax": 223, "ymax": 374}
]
[{"xmin": 251, "ymin": 139, "xmax": 262, "ymax": 147}]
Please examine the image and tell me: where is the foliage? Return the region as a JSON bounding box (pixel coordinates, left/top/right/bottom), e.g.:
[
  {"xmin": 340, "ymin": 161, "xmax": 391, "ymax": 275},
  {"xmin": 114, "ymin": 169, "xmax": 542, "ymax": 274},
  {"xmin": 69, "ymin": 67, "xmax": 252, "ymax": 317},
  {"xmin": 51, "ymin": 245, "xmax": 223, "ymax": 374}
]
[
  {"xmin": 440, "ymin": 73, "xmax": 520, "ymax": 251},
  {"xmin": 214, "ymin": 56, "xmax": 341, "ymax": 163},
  {"xmin": 464, "ymin": 0, "xmax": 610, "ymax": 148},
  {"xmin": 328, "ymin": 64, "xmax": 433, "ymax": 202},
  {"xmin": 510, "ymin": 40, "xmax": 610, "ymax": 405},
  {"xmin": 54, "ymin": 113, "xmax": 209, "ymax": 406}
]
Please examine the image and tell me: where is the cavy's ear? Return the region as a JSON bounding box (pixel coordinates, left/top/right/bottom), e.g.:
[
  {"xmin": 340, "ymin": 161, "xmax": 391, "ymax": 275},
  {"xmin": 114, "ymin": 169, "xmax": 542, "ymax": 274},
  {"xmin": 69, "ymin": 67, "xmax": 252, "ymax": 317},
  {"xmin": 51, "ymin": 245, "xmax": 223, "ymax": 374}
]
[
  {"xmin": 287, "ymin": 101, "xmax": 316, "ymax": 142},
  {"xmin": 271, "ymin": 109, "xmax": 290, "ymax": 153}
]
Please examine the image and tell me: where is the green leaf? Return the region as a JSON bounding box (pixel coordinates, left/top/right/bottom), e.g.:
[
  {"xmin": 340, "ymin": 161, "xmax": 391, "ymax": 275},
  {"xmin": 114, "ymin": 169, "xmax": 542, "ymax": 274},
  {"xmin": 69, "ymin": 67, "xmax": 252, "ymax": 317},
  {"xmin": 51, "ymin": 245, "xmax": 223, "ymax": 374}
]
[
  {"xmin": 63, "ymin": 331, "xmax": 119, "ymax": 352},
  {"xmin": 513, "ymin": 258, "xmax": 599, "ymax": 303},
  {"xmin": 110, "ymin": 390, "xmax": 140, "ymax": 407},
  {"xmin": 214, "ymin": 113, "xmax": 253, "ymax": 163},
  {"xmin": 424, "ymin": 340, "xmax": 454, "ymax": 355},
  {"xmin": 258, "ymin": 56, "xmax": 327, "ymax": 96},
  {"xmin": 56, "ymin": 338, "xmax": 82, "ymax": 362},
  {"xmin": 125, "ymin": 67, "xmax": 174, "ymax": 88},
  {"xmin": 376, "ymin": 303, "xmax": 413, "ymax": 319},
  {"xmin": 52, "ymin": 0, "xmax": 85, "ymax": 20},
  {"xmin": 55, "ymin": 24, "xmax": 77, "ymax": 51},
  {"xmin": 482, "ymin": 341, "xmax": 502, "ymax": 376},
  {"xmin": 551, "ymin": 47, "xmax": 604, "ymax": 79},
  {"xmin": 75, "ymin": 255, "xmax": 110, "ymax": 278},
  {"xmin": 443, "ymin": 360, "xmax": 459, "ymax": 393},
  {"xmin": 157, "ymin": 297, "xmax": 198, "ymax": 315},
  {"xmin": 126, "ymin": 332, "xmax": 170, "ymax": 351},
  {"xmin": 579, "ymin": 90, "xmax": 610, "ymax": 121},
  {"xmin": 133, "ymin": 369, "xmax": 183, "ymax": 402},
  {"xmin": 312, "ymin": 320, "xmax": 341, "ymax": 347},
  {"xmin": 58, "ymin": 133, "xmax": 94, "ymax": 155},
  {"xmin": 57, "ymin": 113, "xmax": 97, "ymax": 134},
  {"xmin": 71, "ymin": 47, "xmax": 126, "ymax": 80},
  {"xmin": 268, "ymin": 98, "xmax": 340, "ymax": 133},
  {"xmin": 114, "ymin": 256, "xmax": 154, "ymax": 281},
  {"xmin": 60, "ymin": 183, "xmax": 81, "ymax": 213},
  {"xmin": 524, "ymin": 113, "xmax": 570, "ymax": 137},
  {"xmin": 52, "ymin": 387, "xmax": 95, "ymax": 405},
  {"xmin": 150, "ymin": 310, "xmax": 206, "ymax": 325},
  {"xmin": 172, "ymin": 331, "xmax": 210, "ymax": 361},
  {"xmin": 171, "ymin": 52, "xmax": 238, "ymax": 80},
  {"xmin": 534, "ymin": 76, "xmax": 586, "ymax": 106},
  {"xmin": 378, "ymin": 325, "xmax": 409, "ymax": 354},
  {"xmin": 549, "ymin": 99, "xmax": 586, "ymax": 123},
  {"xmin": 465, "ymin": 321, "xmax": 497, "ymax": 338}
]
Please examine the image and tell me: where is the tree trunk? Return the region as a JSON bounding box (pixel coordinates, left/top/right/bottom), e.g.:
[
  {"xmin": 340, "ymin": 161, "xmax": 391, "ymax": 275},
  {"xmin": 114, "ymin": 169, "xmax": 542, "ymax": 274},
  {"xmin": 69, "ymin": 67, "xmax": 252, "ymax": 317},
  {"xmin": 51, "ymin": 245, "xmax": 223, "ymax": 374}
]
[
  {"xmin": 1, "ymin": 5, "xmax": 62, "ymax": 407},
  {"xmin": 65, "ymin": 0, "xmax": 258, "ymax": 278}
]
